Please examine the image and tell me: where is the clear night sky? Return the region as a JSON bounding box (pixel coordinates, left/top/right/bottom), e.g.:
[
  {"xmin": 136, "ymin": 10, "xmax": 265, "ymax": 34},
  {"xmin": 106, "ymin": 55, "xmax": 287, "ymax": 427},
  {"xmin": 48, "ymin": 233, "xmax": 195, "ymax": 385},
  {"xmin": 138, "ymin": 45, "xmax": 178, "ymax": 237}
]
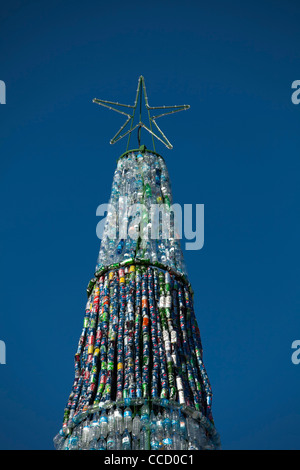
[{"xmin": 0, "ymin": 0, "xmax": 299, "ymax": 450}]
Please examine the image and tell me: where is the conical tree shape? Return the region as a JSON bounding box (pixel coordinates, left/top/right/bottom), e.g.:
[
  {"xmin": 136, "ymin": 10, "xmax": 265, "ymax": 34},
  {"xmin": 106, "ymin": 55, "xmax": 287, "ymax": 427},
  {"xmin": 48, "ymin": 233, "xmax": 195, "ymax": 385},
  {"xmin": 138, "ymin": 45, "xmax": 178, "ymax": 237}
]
[{"xmin": 54, "ymin": 146, "xmax": 220, "ymax": 450}]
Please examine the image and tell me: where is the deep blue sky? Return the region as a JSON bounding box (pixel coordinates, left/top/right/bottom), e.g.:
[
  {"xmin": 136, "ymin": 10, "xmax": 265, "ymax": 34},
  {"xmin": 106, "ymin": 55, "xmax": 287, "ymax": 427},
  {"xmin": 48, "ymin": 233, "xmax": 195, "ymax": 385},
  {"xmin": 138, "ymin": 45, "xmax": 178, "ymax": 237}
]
[{"xmin": 0, "ymin": 0, "xmax": 299, "ymax": 450}]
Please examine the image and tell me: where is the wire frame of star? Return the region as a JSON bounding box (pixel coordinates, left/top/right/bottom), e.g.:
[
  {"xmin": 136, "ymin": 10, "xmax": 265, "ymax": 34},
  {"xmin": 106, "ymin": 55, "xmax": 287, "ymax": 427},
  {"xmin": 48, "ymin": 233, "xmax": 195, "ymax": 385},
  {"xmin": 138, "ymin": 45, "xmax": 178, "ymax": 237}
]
[{"xmin": 92, "ymin": 76, "xmax": 190, "ymax": 151}]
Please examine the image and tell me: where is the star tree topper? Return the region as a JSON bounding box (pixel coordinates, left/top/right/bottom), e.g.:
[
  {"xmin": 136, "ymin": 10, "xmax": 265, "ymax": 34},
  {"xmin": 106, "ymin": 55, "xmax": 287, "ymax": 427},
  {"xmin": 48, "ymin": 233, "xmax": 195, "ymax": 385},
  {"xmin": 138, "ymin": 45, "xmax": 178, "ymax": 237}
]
[{"xmin": 93, "ymin": 76, "xmax": 190, "ymax": 151}]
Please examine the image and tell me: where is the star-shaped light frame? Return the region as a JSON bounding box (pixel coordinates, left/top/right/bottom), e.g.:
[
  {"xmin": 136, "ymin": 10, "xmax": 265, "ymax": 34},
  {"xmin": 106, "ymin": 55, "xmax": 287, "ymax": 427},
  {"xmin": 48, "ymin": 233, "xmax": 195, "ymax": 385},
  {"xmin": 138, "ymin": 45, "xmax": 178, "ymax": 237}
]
[{"xmin": 93, "ymin": 75, "xmax": 190, "ymax": 151}]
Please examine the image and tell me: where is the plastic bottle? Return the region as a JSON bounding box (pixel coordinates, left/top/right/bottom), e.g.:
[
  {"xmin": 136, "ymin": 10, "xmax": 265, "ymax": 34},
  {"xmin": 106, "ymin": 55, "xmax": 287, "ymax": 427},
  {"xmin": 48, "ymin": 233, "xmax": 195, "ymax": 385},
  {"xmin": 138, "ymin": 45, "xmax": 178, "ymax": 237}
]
[
  {"xmin": 122, "ymin": 429, "xmax": 131, "ymax": 450},
  {"xmin": 68, "ymin": 430, "xmax": 79, "ymax": 450},
  {"xmin": 124, "ymin": 407, "xmax": 132, "ymax": 432},
  {"xmin": 89, "ymin": 438, "xmax": 99, "ymax": 450},
  {"xmin": 162, "ymin": 431, "xmax": 173, "ymax": 450},
  {"xmin": 132, "ymin": 436, "xmax": 139, "ymax": 450},
  {"xmin": 108, "ymin": 408, "xmax": 115, "ymax": 434},
  {"xmin": 98, "ymin": 436, "xmax": 107, "ymax": 450},
  {"xmin": 179, "ymin": 414, "xmax": 187, "ymax": 439},
  {"xmin": 132, "ymin": 414, "xmax": 141, "ymax": 437},
  {"xmin": 115, "ymin": 432, "xmax": 122, "ymax": 449},
  {"xmin": 172, "ymin": 432, "xmax": 181, "ymax": 450},
  {"xmin": 186, "ymin": 417, "xmax": 199, "ymax": 449},
  {"xmin": 156, "ymin": 412, "xmax": 164, "ymax": 439},
  {"xmin": 150, "ymin": 411, "xmax": 156, "ymax": 433},
  {"xmin": 180, "ymin": 436, "xmax": 188, "ymax": 450},
  {"xmin": 114, "ymin": 407, "xmax": 124, "ymax": 435},
  {"xmin": 150, "ymin": 411, "xmax": 158, "ymax": 449},
  {"xmin": 53, "ymin": 430, "xmax": 65, "ymax": 450},
  {"xmin": 139, "ymin": 426, "xmax": 149, "ymax": 450},
  {"xmin": 163, "ymin": 409, "xmax": 171, "ymax": 432},
  {"xmin": 171, "ymin": 409, "xmax": 180, "ymax": 433},
  {"xmin": 75, "ymin": 422, "xmax": 84, "ymax": 449},
  {"xmin": 107, "ymin": 431, "xmax": 115, "ymax": 450},
  {"xmin": 81, "ymin": 420, "xmax": 91, "ymax": 448},
  {"xmin": 91, "ymin": 414, "xmax": 101, "ymax": 440},
  {"xmin": 99, "ymin": 410, "xmax": 108, "ymax": 438},
  {"xmin": 140, "ymin": 402, "xmax": 150, "ymax": 428}
]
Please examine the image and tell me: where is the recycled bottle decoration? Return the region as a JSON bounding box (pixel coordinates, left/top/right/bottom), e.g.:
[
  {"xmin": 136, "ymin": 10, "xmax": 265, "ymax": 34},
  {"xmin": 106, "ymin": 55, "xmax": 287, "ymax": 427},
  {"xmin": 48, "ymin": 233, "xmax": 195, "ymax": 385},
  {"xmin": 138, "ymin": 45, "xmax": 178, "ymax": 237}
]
[{"xmin": 54, "ymin": 77, "xmax": 220, "ymax": 450}]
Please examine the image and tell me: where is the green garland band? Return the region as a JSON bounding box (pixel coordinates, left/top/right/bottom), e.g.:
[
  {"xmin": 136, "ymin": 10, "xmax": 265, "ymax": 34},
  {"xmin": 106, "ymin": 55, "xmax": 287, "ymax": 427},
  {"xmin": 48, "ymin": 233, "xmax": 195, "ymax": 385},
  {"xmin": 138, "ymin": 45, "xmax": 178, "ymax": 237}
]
[
  {"xmin": 117, "ymin": 145, "xmax": 165, "ymax": 163},
  {"xmin": 88, "ymin": 258, "xmax": 194, "ymax": 298}
]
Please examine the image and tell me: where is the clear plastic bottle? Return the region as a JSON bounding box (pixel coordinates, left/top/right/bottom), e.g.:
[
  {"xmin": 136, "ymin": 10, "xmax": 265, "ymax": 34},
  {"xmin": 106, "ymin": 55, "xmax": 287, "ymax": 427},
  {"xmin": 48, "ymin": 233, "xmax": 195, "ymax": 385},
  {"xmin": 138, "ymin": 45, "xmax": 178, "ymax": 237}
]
[
  {"xmin": 140, "ymin": 402, "xmax": 150, "ymax": 428},
  {"xmin": 150, "ymin": 432, "xmax": 157, "ymax": 450},
  {"xmin": 171, "ymin": 409, "xmax": 180, "ymax": 433},
  {"xmin": 180, "ymin": 436, "xmax": 188, "ymax": 450},
  {"xmin": 187, "ymin": 417, "xmax": 198, "ymax": 446},
  {"xmin": 62, "ymin": 439, "xmax": 70, "ymax": 450},
  {"xmin": 150, "ymin": 410, "xmax": 156, "ymax": 432},
  {"xmin": 132, "ymin": 414, "xmax": 141, "ymax": 438},
  {"xmin": 89, "ymin": 438, "xmax": 99, "ymax": 450},
  {"xmin": 107, "ymin": 431, "xmax": 115, "ymax": 450},
  {"xmin": 91, "ymin": 414, "xmax": 101, "ymax": 440},
  {"xmin": 76, "ymin": 422, "xmax": 84, "ymax": 449},
  {"xmin": 81, "ymin": 420, "xmax": 91, "ymax": 448},
  {"xmin": 156, "ymin": 412, "xmax": 164, "ymax": 439},
  {"xmin": 115, "ymin": 432, "xmax": 122, "ymax": 449},
  {"xmin": 122, "ymin": 429, "xmax": 131, "ymax": 450},
  {"xmin": 139, "ymin": 426, "xmax": 148, "ymax": 450},
  {"xmin": 99, "ymin": 410, "xmax": 108, "ymax": 438},
  {"xmin": 150, "ymin": 411, "xmax": 157, "ymax": 449},
  {"xmin": 68, "ymin": 430, "xmax": 79, "ymax": 450},
  {"xmin": 186, "ymin": 417, "xmax": 199, "ymax": 449},
  {"xmin": 108, "ymin": 408, "xmax": 115, "ymax": 434},
  {"xmin": 114, "ymin": 407, "xmax": 124, "ymax": 435},
  {"xmin": 163, "ymin": 409, "xmax": 172, "ymax": 433},
  {"xmin": 179, "ymin": 414, "xmax": 187, "ymax": 440},
  {"xmin": 124, "ymin": 407, "xmax": 132, "ymax": 432},
  {"xmin": 172, "ymin": 432, "xmax": 181, "ymax": 450},
  {"xmin": 132, "ymin": 436, "xmax": 139, "ymax": 450},
  {"xmin": 162, "ymin": 431, "xmax": 173, "ymax": 450},
  {"xmin": 53, "ymin": 430, "xmax": 65, "ymax": 450},
  {"xmin": 98, "ymin": 436, "xmax": 107, "ymax": 450}
]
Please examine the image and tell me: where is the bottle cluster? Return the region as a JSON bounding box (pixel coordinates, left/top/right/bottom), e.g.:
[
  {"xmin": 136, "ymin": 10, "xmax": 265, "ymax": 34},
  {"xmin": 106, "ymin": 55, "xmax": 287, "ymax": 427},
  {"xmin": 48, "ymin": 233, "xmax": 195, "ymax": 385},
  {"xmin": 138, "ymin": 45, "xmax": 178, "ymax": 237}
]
[
  {"xmin": 54, "ymin": 403, "xmax": 215, "ymax": 450},
  {"xmin": 96, "ymin": 151, "xmax": 187, "ymax": 276}
]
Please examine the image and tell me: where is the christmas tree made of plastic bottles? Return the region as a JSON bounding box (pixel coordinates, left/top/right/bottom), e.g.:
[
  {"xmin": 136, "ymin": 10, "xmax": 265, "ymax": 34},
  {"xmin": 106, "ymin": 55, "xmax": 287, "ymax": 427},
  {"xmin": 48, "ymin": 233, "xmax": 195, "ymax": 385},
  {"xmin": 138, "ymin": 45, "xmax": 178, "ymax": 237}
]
[{"xmin": 54, "ymin": 77, "xmax": 221, "ymax": 451}]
